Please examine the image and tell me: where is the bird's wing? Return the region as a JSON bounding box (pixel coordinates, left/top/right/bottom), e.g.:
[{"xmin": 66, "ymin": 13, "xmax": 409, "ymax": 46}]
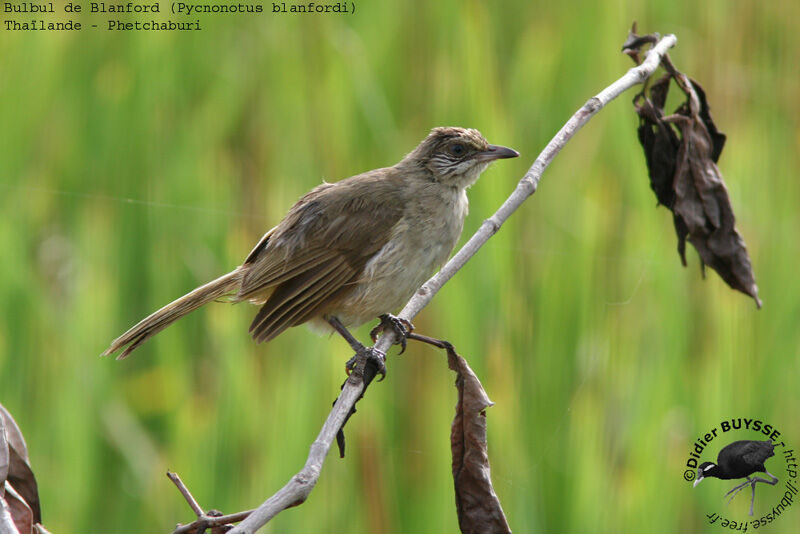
[
  {"xmin": 239, "ymin": 171, "xmax": 406, "ymax": 341},
  {"xmin": 242, "ymin": 225, "xmax": 278, "ymax": 265},
  {"xmin": 718, "ymin": 440, "xmax": 774, "ymax": 472},
  {"xmin": 741, "ymin": 441, "xmax": 775, "ymax": 466},
  {"xmin": 247, "ymin": 253, "xmax": 358, "ymax": 342}
]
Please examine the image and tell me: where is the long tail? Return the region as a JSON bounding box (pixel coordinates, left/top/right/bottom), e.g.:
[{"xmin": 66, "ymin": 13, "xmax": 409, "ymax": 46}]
[{"xmin": 102, "ymin": 269, "xmax": 243, "ymax": 360}]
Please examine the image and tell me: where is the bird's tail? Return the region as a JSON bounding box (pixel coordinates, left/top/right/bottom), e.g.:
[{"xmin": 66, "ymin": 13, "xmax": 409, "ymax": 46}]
[{"xmin": 102, "ymin": 269, "xmax": 243, "ymax": 360}]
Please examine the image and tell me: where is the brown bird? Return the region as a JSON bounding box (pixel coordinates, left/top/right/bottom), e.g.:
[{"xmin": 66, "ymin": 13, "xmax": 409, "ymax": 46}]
[{"xmin": 102, "ymin": 127, "xmax": 518, "ymax": 371}]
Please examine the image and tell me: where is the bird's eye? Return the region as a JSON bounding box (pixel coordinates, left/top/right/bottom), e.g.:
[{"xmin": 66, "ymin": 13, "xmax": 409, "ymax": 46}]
[{"xmin": 449, "ymin": 143, "xmax": 466, "ymax": 157}]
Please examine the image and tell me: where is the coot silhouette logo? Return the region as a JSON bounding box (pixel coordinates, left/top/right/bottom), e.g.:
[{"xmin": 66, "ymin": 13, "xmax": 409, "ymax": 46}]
[{"xmin": 683, "ymin": 418, "xmax": 798, "ymax": 529}]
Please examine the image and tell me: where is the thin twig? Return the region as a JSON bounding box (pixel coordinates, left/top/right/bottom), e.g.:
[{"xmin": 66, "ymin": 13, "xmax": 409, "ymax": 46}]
[
  {"xmin": 172, "ymin": 510, "xmax": 253, "ymax": 534},
  {"xmin": 220, "ymin": 32, "xmax": 678, "ymax": 534},
  {"xmin": 168, "ymin": 470, "xmax": 255, "ymax": 533},
  {"xmin": 167, "ymin": 471, "xmax": 205, "ymax": 518}
]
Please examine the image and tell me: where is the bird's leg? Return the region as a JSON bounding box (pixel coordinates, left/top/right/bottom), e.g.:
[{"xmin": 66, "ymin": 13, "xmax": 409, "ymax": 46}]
[
  {"xmin": 327, "ymin": 316, "xmax": 386, "ymax": 381},
  {"xmin": 327, "ymin": 316, "xmax": 366, "ymax": 353},
  {"xmin": 750, "ymin": 470, "xmax": 779, "ymax": 486},
  {"xmin": 743, "ymin": 471, "xmax": 779, "ymax": 516},
  {"xmin": 725, "ymin": 478, "xmax": 752, "ymax": 505},
  {"xmin": 370, "ymin": 314, "xmax": 415, "ymax": 354}
]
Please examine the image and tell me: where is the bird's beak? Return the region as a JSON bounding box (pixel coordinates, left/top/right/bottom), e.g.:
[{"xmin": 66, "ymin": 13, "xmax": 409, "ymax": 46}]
[
  {"xmin": 693, "ymin": 476, "xmax": 703, "ymax": 488},
  {"xmin": 475, "ymin": 144, "xmax": 520, "ymax": 162}
]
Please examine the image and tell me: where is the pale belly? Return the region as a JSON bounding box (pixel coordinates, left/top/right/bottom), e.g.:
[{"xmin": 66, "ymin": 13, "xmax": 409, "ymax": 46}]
[{"xmin": 314, "ymin": 186, "xmax": 468, "ymax": 328}]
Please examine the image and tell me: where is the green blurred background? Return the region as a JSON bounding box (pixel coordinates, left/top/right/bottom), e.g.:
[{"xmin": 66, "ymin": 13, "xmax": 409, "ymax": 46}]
[{"xmin": 1, "ymin": 1, "xmax": 799, "ymax": 532}]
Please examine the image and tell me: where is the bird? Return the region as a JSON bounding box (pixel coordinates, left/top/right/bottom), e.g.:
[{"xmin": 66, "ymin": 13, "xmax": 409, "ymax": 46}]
[
  {"xmin": 693, "ymin": 439, "xmax": 778, "ymax": 516},
  {"xmin": 102, "ymin": 127, "xmax": 519, "ymax": 374}
]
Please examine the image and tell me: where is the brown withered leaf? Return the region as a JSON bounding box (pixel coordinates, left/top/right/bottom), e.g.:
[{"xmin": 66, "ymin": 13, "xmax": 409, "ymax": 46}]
[
  {"xmin": 447, "ymin": 346, "xmax": 511, "ymax": 534},
  {"xmin": 636, "ymin": 74, "xmax": 679, "ymax": 208},
  {"xmin": 1, "ymin": 495, "xmax": 21, "ymax": 533},
  {"xmin": 635, "ymin": 76, "xmax": 693, "ymax": 267},
  {"xmin": 0, "ymin": 403, "xmax": 41, "ymax": 527},
  {"xmin": 1, "ymin": 417, "xmax": 9, "ymax": 497},
  {"xmin": 691, "ymin": 80, "xmax": 726, "ymax": 163},
  {"xmin": 0, "ymin": 404, "xmax": 30, "ymax": 466},
  {"xmin": 4, "ymin": 483, "xmax": 34, "ymax": 534},
  {"xmin": 633, "ymin": 58, "xmax": 761, "ymax": 306},
  {"xmin": 6, "ymin": 447, "xmax": 41, "ymax": 526}
]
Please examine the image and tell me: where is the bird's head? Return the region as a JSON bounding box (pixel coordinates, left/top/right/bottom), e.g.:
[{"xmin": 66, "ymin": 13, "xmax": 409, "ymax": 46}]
[
  {"xmin": 693, "ymin": 462, "xmax": 718, "ymax": 487},
  {"xmin": 400, "ymin": 127, "xmax": 519, "ymax": 189}
]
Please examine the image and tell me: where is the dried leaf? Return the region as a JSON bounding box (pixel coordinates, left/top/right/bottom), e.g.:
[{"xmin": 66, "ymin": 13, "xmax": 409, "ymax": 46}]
[
  {"xmin": 633, "ymin": 61, "xmax": 761, "ymax": 306},
  {"xmin": 5, "ymin": 448, "xmax": 40, "ymax": 526},
  {"xmin": 0, "ymin": 405, "xmax": 29, "ymax": 465},
  {"xmin": 636, "ymin": 74, "xmax": 679, "ymax": 208},
  {"xmin": 0, "ymin": 406, "xmax": 48, "ymax": 534},
  {"xmin": 0, "ymin": 405, "xmax": 40, "ymax": 526},
  {"xmin": 1, "ymin": 491, "xmax": 21, "ymax": 534},
  {"xmin": 4, "ymin": 483, "xmax": 32, "ymax": 534},
  {"xmin": 691, "ymin": 79, "xmax": 726, "ymax": 163},
  {"xmin": 1, "ymin": 417, "xmax": 9, "ymax": 498},
  {"xmin": 447, "ymin": 346, "xmax": 510, "ymax": 534}
]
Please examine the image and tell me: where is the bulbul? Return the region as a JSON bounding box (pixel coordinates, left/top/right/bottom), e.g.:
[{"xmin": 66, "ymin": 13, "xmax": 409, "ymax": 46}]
[{"xmin": 102, "ymin": 127, "xmax": 518, "ymax": 365}]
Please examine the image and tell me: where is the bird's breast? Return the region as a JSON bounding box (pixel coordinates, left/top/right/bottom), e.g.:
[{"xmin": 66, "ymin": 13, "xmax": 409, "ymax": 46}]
[{"xmin": 332, "ymin": 185, "xmax": 468, "ymax": 326}]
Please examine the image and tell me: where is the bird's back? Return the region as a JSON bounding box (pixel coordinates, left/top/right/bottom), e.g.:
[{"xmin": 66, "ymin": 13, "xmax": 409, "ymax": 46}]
[
  {"xmin": 237, "ymin": 169, "xmax": 411, "ymax": 341},
  {"xmin": 717, "ymin": 440, "xmax": 774, "ymax": 478}
]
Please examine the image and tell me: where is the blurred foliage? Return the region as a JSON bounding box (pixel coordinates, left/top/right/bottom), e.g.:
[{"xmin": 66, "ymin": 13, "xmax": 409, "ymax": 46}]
[{"xmin": 1, "ymin": 1, "xmax": 799, "ymax": 532}]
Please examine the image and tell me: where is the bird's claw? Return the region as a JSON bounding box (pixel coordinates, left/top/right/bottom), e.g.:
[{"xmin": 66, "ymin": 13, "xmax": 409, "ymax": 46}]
[
  {"xmin": 345, "ymin": 346, "xmax": 387, "ymax": 381},
  {"xmin": 370, "ymin": 314, "xmax": 414, "ymax": 354},
  {"xmin": 345, "ymin": 356, "xmax": 356, "ymax": 375}
]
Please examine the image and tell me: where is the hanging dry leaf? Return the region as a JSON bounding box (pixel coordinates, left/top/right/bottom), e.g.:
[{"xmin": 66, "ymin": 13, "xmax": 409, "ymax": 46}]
[
  {"xmin": 1, "ymin": 418, "xmax": 9, "ymax": 500},
  {"xmin": 446, "ymin": 346, "xmax": 510, "ymax": 534},
  {"xmin": 4, "ymin": 483, "xmax": 33, "ymax": 534},
  {"xmin": 667, "ymin": 82, "xmax": 760, "ymax": 306},
  {"xmin": 629, "ymin": 35, "xmax": 761, "ymax": 306},
  {"xmin": 0, "ymin": 406, "xmax": 29, "ymax": 465},
  {"xmin": 636, "ymin": 74, "xmax": 679, "ymax": 208},
  {"xmin": 1, "ymin": 494, "xmax": 21, "ymax": 534},
  {"xmin": 1, "ymin": 403, "xmax": 44, "ymax": 533},
  {"xmin": 5, "ymin": 447, "xmax": 40, "ymax": 527},
  {"xmin": 691, "ymin": 80, "xmax": 726, "ymax": 163}
]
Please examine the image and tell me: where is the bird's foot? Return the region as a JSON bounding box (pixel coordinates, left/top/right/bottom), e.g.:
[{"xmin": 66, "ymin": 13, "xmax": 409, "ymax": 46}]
[
  {"xmin": 345, "ymin": 346, "xmax": 387, "ymax": 382},
  {"xmin": 725, "ymin": 478, "xmax": 753, "ymax": 506},
  {"xmin": 370, "ymin": 313, "xmax": 415, "ymax": 354}
]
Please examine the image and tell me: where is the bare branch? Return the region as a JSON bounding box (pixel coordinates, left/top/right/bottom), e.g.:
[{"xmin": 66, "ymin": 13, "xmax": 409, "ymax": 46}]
[
  {"xmin": 215, "ymin": 32, "xmax": 678, "ymax": 534},
  {"xmin": 227, "ymin": 354, "xmax": 375, "ymax": 533},
  {"xmin": 172, "ymin": 510, "xmax": 251, "ymax": 534},
  {"xmin": 169, "ymin": 470, "xmax": 254, "ymax": 533},
  {"xmin": 167, "ymin": 471, "xmax": 204, "ymax": 518}
]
